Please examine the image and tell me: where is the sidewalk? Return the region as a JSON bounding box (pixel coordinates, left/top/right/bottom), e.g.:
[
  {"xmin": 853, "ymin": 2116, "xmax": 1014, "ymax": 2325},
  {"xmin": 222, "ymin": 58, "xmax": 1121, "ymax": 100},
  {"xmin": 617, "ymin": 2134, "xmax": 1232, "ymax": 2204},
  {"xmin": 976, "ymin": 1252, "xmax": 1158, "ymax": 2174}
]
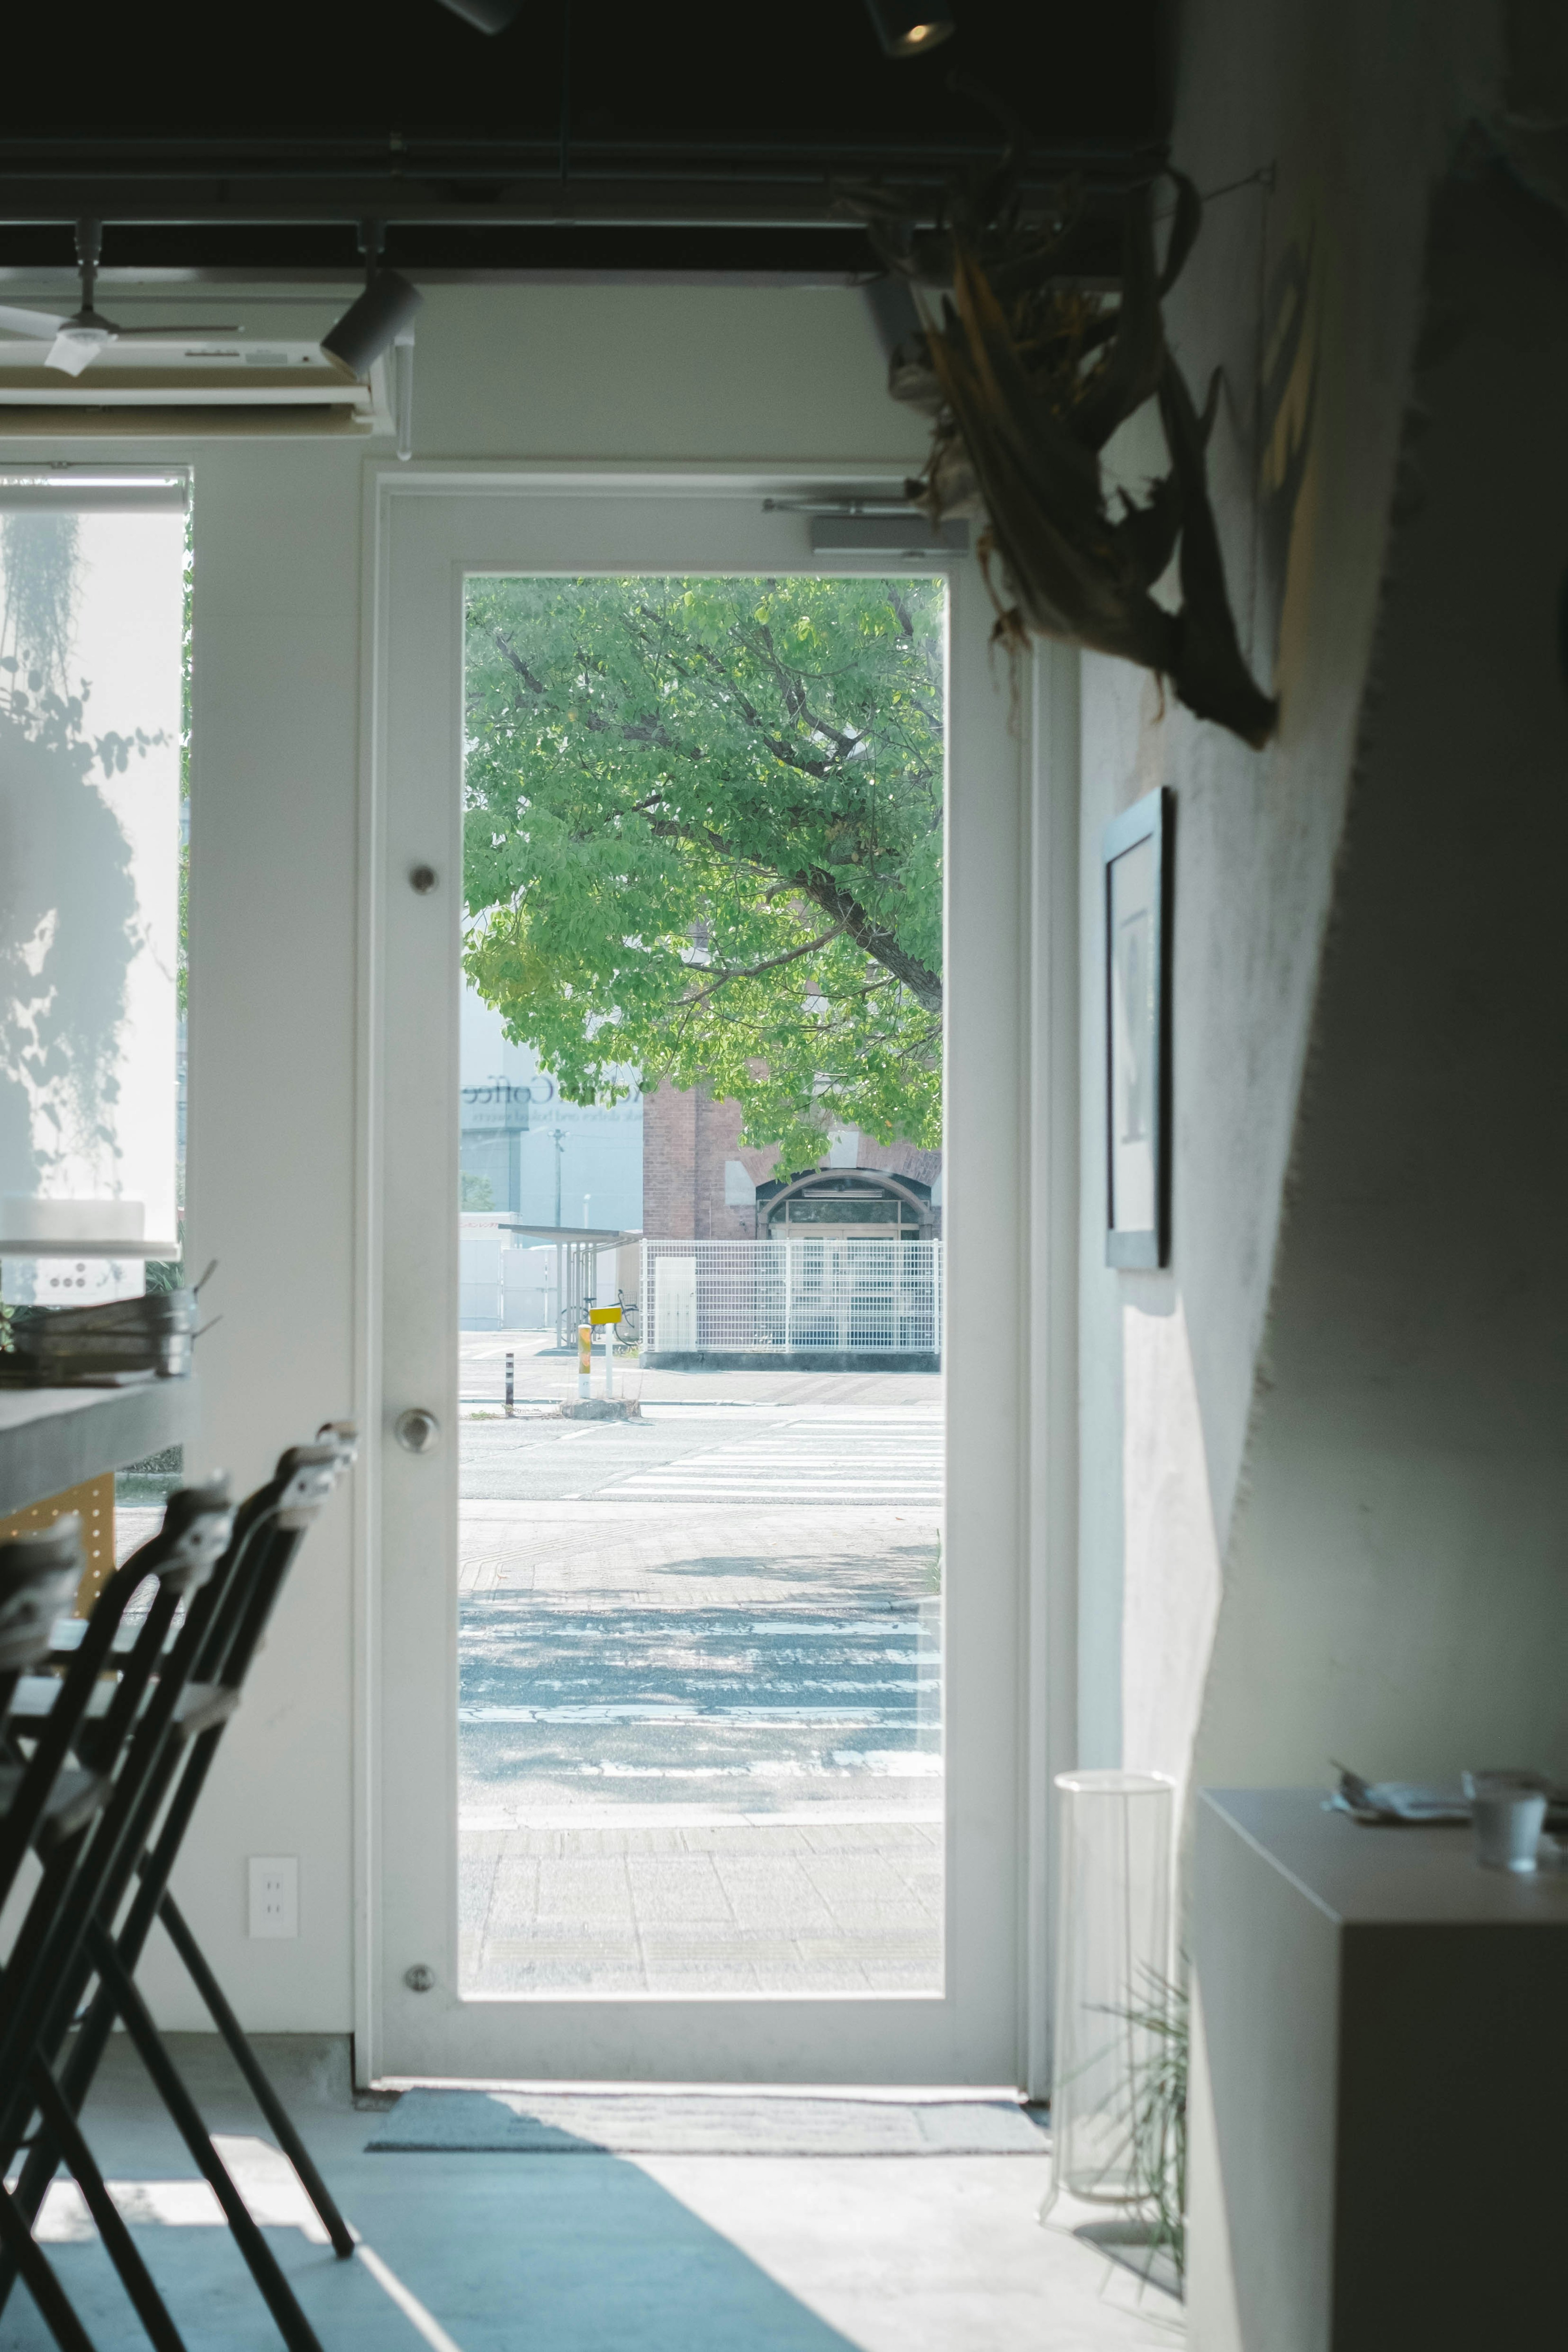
[
  {"xmin": 460, "ymin": 1326, "xmax": 943, "ymax": 1413},
  {"xmin": 460, "ymin": 1811, "xmax": 942, "ymax": 1996}
]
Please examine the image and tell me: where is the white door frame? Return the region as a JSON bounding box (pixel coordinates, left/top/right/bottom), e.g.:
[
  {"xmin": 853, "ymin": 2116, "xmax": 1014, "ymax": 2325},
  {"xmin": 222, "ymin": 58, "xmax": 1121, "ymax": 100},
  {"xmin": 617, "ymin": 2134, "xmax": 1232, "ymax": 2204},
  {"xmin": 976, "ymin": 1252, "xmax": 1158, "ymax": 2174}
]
[{"xmin": 352, "ymin": 460, "xmax": 1067, "ymax": 2086}]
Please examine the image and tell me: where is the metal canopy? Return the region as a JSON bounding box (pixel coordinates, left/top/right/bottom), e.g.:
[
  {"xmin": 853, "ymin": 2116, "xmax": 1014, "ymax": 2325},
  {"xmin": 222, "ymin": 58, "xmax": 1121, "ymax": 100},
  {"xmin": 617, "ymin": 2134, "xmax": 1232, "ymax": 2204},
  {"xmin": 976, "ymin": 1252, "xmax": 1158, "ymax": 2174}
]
[
  {"xmin": 500, "ymin": 1225, "xmax": 639, "ymax": 1247},
  {"xmin": 500, "ymin": 1224, "xmax": 639, "ymax": 1348}
]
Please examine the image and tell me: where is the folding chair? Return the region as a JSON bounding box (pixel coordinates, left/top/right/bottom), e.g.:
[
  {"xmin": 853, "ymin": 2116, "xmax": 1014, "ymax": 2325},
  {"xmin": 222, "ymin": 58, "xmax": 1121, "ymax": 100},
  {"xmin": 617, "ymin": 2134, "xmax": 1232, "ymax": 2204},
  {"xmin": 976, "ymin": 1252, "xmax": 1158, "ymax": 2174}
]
[
  {"xmin": 0, "ymin": 1517, "xmax": 109, "ymax": 2352},
  {"xmin": 82, "ymin": 1430, "xmax": 361, "ymax": 2274},
  {"xmin": 0, "ymin": 1496, "xmax": 232, "ymax": 2352},
  {"xmin": 0, "ymin": 1430, "xmax": 357, "ymax": 2352}
]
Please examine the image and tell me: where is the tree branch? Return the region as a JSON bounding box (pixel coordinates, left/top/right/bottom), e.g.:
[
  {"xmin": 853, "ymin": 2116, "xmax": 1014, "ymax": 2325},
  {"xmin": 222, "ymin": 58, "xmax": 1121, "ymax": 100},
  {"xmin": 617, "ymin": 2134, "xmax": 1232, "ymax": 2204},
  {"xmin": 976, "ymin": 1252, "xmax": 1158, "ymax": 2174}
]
[
  {"xmin": 786, "ymin": 867, "xmax": 943, "ymax": 1014},
  {"xmin": 489, "ymin": 626, "xmax": 689, "ymax": 757},
  {"xmin": 678, "ymin": 925, "xmax": 846, "ymax": 1009},
  {"xmin": 641, "ymin": 811, "xmax": 943, "ymax": 1016}
]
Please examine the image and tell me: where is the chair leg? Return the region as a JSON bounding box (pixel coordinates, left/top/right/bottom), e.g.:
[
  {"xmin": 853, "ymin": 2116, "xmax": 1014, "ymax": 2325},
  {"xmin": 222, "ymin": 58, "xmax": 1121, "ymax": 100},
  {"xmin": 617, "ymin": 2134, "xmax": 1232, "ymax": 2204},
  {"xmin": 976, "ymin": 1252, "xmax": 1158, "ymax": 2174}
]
[
  {"xmin": 154, "ymin": 1891, "xmax": 356, "ymax": 2260},
  {"xmin": 0, "ymin": 2176, "xmax": 98, "ymax": 2352},
  {"xmin": 2, "ymin": 1963, "xmax": 124, "ymax": 2270},
  {"xmin": 89, "ymin": 1929, "xmax": 326, "ymax": 2352},
  {"xmin": 27, "ymin": 2061, "xmax": 190, "ymax": 2352}
]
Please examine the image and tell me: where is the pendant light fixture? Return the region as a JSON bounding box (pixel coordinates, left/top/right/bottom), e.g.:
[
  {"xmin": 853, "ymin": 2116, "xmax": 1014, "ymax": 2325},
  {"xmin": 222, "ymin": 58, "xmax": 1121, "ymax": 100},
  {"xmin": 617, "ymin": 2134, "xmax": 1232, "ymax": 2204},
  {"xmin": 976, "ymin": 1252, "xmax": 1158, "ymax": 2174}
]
[{"xmin": 863, "ymin": 0, "xmax": 955, "ymax": 57}]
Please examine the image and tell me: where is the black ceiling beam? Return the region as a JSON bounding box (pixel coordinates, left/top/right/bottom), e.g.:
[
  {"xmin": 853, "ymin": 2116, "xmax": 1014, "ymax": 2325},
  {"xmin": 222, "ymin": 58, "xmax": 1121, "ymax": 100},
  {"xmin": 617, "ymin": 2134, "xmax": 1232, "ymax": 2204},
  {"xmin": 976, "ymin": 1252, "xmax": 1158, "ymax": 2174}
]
[
  {"xmin": 0, "ymin": 226, "xmax": 1132, "ymax": 285},
  {"xmin": 0, "ymin": 115, "xmax": 1159, "ymax": 281},
  {"xmin": 0, "ymin": 130, "xmax": 1156, "ymax": 173},
  {"xmin": 0, "ymin": 187, "xmax": 1129, "ymax": 229},
  {"xmin": 0, "ymin": 156, "xmax": 1157, "ymax": 227}
]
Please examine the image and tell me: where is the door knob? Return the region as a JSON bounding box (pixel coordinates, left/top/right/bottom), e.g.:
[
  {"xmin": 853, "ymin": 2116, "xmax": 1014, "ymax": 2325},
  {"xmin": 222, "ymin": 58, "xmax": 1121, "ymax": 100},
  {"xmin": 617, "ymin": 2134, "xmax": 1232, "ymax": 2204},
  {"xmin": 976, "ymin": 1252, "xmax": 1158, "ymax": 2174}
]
[{"xmin": 394, "ymin": 1408, "xmax": 440, "ymax": 1454}]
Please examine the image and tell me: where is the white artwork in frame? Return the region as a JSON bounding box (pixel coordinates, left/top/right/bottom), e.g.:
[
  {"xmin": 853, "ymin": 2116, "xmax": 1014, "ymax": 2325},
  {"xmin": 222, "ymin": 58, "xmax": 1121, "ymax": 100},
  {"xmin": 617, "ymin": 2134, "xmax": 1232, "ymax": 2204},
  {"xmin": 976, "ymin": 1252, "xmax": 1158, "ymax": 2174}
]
[{"xmin": 1103, "ymin": 786, "xmax": 1171, "ymax": 1268}]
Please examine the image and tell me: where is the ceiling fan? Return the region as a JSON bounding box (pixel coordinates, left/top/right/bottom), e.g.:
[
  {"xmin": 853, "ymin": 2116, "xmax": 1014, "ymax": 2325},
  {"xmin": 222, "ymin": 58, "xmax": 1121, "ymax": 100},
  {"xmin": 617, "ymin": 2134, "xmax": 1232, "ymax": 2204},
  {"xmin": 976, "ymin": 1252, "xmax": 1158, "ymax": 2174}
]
[{"xmin": 0, "ymin": 218, "xmax": 238, "ymax": 377}]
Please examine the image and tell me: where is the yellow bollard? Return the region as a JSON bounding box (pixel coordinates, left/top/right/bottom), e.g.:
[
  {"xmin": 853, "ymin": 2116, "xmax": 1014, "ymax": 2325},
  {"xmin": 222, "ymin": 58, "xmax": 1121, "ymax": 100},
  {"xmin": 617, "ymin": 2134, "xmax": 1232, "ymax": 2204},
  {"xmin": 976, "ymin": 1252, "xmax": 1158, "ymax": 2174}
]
[
  {"xmin": 589, "ymin": 1303, "xmax": 622, "ymax": 1399},
  {"xmin": 577, "ymin": 1323, "xmax": 592, "ymax": 1400}
]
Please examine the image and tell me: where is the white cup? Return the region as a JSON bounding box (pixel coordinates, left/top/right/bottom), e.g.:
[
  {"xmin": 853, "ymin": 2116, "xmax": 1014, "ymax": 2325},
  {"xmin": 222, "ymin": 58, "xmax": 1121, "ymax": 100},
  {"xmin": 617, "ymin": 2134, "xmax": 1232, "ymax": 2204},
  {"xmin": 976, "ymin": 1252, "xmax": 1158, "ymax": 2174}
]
[{"xmin": 1464, "ymin": 1771, "xmax": 1548, "ymax": 1873}]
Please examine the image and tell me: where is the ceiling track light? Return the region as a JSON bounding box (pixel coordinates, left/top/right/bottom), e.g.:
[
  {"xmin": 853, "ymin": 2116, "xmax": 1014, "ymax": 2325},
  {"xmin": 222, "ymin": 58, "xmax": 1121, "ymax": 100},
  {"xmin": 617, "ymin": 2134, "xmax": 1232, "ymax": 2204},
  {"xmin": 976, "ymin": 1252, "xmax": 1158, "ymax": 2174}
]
[
  {"xmin": 434, "ymin": 0, "xmax": 525, "ymax": 29},
  {"xmin": 321, "ymin": 226, "xmax": 424, "ymax": 379},
  {"xmin": 863, "ymin": 0, "xmax": 956, "ymax": 58}
]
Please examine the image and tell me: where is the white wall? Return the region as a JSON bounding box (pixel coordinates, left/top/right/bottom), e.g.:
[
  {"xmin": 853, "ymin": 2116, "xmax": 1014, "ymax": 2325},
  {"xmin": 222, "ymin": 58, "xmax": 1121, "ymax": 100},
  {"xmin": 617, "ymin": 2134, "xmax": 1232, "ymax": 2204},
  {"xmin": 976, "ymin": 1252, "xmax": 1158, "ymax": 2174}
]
[{"xmin": 20, "ymin": 282, "xmax": 923, "ymax": 2030}]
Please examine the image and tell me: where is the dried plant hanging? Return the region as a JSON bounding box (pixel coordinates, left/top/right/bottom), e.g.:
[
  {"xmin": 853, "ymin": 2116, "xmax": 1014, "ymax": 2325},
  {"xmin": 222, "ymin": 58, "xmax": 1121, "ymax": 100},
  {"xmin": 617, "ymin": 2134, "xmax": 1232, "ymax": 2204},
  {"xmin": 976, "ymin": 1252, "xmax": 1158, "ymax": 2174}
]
[{"xmin": 846, "ymin": 142, "xmax": 1278, "ymax": 750}]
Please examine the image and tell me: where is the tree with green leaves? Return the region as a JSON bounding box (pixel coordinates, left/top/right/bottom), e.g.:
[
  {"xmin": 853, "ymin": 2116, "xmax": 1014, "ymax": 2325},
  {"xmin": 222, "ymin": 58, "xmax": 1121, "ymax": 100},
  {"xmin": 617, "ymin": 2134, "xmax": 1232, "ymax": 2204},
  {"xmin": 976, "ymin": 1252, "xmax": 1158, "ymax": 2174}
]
[{"xmin": 462, "ymin": 574, "xmax": 944, "ymax": 1168}]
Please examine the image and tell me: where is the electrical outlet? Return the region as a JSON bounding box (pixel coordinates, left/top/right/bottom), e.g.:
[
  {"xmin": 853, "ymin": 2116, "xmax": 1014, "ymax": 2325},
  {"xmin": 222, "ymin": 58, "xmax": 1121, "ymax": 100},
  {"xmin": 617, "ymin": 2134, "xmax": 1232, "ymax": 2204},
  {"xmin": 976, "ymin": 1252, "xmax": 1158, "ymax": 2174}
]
[{"xmin": 247, "ymin": 1855, "xmax": 299, "ymax": 1939}]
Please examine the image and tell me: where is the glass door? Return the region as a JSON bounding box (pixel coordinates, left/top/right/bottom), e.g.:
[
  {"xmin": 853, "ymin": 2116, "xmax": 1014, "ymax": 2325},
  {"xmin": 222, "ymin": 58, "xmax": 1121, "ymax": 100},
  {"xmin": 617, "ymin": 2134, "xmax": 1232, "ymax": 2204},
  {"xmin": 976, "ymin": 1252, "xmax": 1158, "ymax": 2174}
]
[{"xmin": 366, "ymin": 479, "xmax": 1025, "ymax": 2084}]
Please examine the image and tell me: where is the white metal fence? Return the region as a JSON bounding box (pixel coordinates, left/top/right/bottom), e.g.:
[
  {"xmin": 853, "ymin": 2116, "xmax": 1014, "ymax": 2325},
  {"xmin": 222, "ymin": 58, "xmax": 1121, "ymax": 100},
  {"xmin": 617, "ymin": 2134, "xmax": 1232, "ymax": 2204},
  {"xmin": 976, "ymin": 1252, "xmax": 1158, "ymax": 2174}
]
[
  {"xmin": 459, "ymin": 1231, "xmax": 556, "ymax": 1330},
  {"xmin": 642, "ymin": 1238, "xmax": 941, "ymax": 1356}
]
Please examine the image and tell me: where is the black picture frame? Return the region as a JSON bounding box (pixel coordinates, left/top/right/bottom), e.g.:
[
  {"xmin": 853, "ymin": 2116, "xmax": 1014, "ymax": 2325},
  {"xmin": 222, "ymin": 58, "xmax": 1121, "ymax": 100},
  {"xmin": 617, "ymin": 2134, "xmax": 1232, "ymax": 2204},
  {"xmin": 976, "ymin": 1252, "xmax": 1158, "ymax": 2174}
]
[{"xmin": 1102, "ymin": 785, "xmax": 1172, "ymax": 1269}]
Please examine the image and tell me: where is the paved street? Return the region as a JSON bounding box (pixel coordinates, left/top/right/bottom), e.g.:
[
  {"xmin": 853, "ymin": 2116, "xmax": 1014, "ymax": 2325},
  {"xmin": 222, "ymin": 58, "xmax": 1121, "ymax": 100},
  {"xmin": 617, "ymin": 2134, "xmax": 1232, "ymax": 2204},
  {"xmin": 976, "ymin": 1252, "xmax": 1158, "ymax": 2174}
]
[{"xmin": 457, "ymin": 1334, "xmax": 945, "ymax": 1996}]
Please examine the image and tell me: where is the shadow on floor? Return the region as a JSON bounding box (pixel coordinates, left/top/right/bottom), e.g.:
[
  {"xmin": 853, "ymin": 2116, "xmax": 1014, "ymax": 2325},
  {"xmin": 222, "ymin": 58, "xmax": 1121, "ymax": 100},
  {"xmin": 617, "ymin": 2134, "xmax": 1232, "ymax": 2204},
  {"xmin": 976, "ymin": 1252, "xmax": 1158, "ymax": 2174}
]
[{"xmin": 0, "ymin": 2040, "xmax": 861, "ymax": 2352}]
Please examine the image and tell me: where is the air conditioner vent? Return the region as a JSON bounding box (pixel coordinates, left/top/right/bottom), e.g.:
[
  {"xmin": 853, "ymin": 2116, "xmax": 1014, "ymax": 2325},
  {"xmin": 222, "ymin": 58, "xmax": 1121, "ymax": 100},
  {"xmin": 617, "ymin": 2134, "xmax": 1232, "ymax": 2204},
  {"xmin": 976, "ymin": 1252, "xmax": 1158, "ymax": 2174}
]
[{"xmin": 0, "ymin": 340, "xmax": 385, "ymax": 438}]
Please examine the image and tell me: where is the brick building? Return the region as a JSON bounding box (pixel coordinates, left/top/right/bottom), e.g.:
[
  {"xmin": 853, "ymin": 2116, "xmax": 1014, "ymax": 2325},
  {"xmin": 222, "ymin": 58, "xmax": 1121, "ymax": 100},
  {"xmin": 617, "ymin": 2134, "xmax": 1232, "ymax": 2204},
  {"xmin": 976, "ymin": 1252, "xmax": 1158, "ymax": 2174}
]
[{"xmin": 641, "ymin": 1076, "xmax": 941, "ymax": 1241}]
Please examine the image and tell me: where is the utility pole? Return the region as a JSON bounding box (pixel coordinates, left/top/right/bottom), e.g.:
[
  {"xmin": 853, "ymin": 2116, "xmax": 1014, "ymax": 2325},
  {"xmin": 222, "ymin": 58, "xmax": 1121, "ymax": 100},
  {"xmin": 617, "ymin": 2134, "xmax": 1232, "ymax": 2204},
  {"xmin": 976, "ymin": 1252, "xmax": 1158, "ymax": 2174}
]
[{"xmin": 550, "ymin": 1126, "xmax": 566, "ymax": 1345}]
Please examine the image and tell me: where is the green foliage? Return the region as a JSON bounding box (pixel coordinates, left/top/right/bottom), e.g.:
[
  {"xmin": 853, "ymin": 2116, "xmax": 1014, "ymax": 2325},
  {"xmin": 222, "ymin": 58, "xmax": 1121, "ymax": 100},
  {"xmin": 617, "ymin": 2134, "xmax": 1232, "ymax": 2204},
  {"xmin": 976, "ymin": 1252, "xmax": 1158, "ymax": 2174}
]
[
  {"xmin": 1121, "ymin": 1965, "xmax": 1188, "ymax": 2291},
  {"xmin": 0, "ymin": 510, "xmax": 78, "ymax": 694},
  {"xmin": 462, "ymin": 574, "xmax": 944, "ymax": 1165},
  {"xmin": 460, "ymin": 1171, "xmax": 495, "ymax": 1211}
]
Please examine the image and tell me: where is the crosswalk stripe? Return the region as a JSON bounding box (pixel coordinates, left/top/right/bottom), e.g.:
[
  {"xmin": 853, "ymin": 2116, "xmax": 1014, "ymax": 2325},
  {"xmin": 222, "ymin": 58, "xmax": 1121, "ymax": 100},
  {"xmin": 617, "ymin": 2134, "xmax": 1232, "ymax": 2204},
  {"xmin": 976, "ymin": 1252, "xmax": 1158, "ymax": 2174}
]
[
  {"xmin": 460, "ymin": 1705, "xmax": 920, "ymax": 1724},
  {"xmin": 607, "ymin": 1490, "xmax": 940, "ymax": 1501},
  {"xmin": 608, "ymin": 1476, "xmax": 942, "ymax": 1488},
  {"xmin": 606, "ymin": 1481, "xmax": 941, "ymax": 1503}
]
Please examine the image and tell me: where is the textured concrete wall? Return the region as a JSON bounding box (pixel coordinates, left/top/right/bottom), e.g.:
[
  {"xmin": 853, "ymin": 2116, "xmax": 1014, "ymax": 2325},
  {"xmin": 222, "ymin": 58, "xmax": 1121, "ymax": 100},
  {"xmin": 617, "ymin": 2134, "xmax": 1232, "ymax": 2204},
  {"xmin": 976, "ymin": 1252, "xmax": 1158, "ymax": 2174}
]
[
  {"xmin": 1192, "ymin": 154, "xmax": 1568, "ymax": 1792},
  {"xmin": 1077, "ymin": 0, "xmax": 1499, "ymax": 1802}
]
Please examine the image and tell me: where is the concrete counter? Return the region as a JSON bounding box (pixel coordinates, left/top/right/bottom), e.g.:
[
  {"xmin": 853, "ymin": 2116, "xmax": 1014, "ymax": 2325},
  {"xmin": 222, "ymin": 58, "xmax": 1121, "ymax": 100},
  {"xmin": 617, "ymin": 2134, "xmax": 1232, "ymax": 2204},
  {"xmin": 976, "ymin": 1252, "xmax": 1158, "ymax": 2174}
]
[
  {"xmin": 0, "ymin": 1378, "xmax": 195, "ymax": 1519},
  {"xmin": 1188, "ymin": 1788, "xmax": 1568, "ymax": 2351}
]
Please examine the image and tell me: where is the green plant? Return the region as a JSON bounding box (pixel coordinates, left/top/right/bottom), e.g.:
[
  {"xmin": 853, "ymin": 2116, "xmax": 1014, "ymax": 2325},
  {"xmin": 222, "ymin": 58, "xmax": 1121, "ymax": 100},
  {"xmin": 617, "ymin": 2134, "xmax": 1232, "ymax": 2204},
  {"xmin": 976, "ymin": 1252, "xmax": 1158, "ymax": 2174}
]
[{"xmin": 1119, "ymin": 1963, "xmax": 1189, "ymax": 2289}]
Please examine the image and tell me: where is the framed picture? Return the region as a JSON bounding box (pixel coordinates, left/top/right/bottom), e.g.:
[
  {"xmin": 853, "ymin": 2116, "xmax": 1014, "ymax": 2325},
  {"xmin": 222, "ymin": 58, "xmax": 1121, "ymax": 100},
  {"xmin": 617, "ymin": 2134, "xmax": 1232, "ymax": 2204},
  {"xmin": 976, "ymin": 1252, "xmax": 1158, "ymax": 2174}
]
[{"xmin": 1102, "ymin": 786, "xmax": 1172, "ymax": 1268}]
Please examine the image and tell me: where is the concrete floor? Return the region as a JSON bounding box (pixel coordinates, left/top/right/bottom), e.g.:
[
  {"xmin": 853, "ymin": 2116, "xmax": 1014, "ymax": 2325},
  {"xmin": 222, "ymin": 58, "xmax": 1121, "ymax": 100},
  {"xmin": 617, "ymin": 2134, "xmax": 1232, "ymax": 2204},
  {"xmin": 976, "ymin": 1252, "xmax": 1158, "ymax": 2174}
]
[
  {"xmin": 96, "ymin": 1349, "xmax": 1180, "ymax": 2346},
  {"xmin": 0, "ymin": 2037, "xmax": 1184, "ymax": 2351}
]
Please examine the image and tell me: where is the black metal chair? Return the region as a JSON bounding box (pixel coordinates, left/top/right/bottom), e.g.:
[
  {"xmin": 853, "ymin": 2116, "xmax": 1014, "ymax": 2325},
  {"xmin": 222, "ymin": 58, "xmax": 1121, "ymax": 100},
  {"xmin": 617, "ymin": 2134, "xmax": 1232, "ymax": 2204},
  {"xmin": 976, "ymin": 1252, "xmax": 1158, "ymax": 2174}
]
[
  {"xmin": 0, "ymin": 1503, "xmax": 233, "ymax": 2352},
  {"xmin": 0, "ymin": 1430, "xmax": 358, "ymax": 2352},
  {"xmin": 0, "ymin": 1520, "xmax": 105, "ymax": 1872}
]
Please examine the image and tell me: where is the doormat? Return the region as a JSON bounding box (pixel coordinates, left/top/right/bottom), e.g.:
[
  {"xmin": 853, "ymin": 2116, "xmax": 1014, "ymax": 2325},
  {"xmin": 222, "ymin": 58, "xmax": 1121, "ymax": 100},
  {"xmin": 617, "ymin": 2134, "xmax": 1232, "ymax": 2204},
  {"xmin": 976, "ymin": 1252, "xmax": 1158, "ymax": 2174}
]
[{"xmin": 366, "ymin": 2089, "xmax": 1051, "ymax": 2157}]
